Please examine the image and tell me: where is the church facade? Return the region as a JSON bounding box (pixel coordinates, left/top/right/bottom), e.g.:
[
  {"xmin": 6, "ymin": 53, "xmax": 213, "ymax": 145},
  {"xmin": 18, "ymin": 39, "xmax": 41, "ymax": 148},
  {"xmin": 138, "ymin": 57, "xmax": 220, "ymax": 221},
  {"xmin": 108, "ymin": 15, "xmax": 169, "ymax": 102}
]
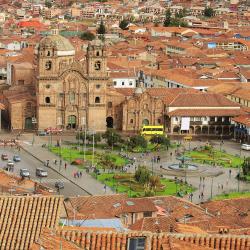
[{"xmin": 36, "ymin": 32, "xmax": 108, "ymax": 132}]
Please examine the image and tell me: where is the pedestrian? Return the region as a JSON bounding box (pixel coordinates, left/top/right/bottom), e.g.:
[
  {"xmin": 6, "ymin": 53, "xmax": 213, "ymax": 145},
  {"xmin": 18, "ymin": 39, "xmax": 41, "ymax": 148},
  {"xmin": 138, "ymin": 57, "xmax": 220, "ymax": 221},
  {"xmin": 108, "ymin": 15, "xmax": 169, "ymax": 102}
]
[
  {"xmin": 201, "ymin": 192, "xmax": 204, "ymax": 200},
  {"xmin": 221, "ymin": 184, "xmax": 223, "ymax": 190},
  {"xmin": 60, "ymin": 159, "xmax": 62, "ymax": 166},
  {"xmin": 229, "ymin": 169, "xmax": 232, "ymax": 178},
  {"xmin": 80, "ymin": 171, "xmax": 82, "ymax": 177},
  {"xmin": 64, "ymin": 163, "xmax": 67, "ymax": 170},
  {"xmin": 170, "ymin": 152, "xmax": 172, "ymax": 157},
  {"xmin": 54, "ymin": 159, "xmax": 57, "ymax": 165},
  {"xmin": 46, "ymin": 160, "xmax": 49, "ymax": 167}
]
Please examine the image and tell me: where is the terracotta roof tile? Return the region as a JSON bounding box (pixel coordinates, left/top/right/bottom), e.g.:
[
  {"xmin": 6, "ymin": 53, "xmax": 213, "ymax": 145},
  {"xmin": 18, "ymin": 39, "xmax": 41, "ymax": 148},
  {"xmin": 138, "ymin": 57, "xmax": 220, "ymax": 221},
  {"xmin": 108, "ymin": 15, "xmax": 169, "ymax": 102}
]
[
  {"xmin": 169, "ymin": 93, "xmax": 240, "ymax": 107},
  {"xmin": 0, "ymin": 195, "xmax": 63, "ymax": 250}
]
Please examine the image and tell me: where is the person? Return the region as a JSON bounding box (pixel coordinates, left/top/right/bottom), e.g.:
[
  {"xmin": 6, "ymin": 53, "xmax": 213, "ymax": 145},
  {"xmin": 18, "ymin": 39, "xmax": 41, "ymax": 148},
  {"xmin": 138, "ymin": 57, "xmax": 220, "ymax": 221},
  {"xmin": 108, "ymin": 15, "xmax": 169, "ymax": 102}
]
[
  {"xmin": 229, "ymin": 169, "xmax": 232, "ymax": 178},
  {"xmin": 54, "ymin": 159, "xmax": 57, "ymax": 165},
  {"xmin": 60, "ymin": 159, "xmax": 62, "ymax": 166},
  {"xmin": 46, "ymin": 160, "xmax": 49, "ymax": 167},
  {"xmin": 64, "ymin": 163, "xmax": 67, "ymax": 170},
  {"xmin": 80, "ymin": 171, "xmax": 82, "ymax": 177}
]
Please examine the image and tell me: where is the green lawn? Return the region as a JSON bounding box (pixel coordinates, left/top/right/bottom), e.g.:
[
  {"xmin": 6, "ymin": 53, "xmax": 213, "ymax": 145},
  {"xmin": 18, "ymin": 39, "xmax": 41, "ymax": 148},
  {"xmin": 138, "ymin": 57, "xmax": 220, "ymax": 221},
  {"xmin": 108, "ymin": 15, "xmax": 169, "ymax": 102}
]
[
  {"xmin": 213, "ymin": 191, "xmax": 250, "ymax": 200},
  {"xmin": 49, "ymin": 146, "xmax": 128, "ymax": 169},
  {"xmin": 185, "ymin": 148, "xmax": 242, "ymax": 168},
  {"xmin": 96, "ymin": 173, "xmax": 194, "ymax": 197}
]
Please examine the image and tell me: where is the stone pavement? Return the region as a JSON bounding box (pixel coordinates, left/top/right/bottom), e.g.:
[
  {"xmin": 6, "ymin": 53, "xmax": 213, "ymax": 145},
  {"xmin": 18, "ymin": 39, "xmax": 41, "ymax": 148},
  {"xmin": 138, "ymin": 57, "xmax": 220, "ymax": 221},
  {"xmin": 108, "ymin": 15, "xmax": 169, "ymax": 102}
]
[
  {"xmin": 6, "ymin": 132, "xmax": 250, "ymax": 204},
  {"xmin": 19, "ymin": 134, "xmax": 113, "ymax": 196},
  {"xmin": 128, "ymin": 140, "xmax": 250, "ymax": 203}
]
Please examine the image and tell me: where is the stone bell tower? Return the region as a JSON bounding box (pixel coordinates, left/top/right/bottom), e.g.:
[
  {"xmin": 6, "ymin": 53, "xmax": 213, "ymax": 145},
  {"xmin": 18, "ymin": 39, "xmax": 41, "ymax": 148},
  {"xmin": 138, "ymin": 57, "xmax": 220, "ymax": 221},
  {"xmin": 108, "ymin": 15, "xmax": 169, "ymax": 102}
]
[{"xmin": 86, "ymin": 40, "xmax": 108, "ymax": 132}]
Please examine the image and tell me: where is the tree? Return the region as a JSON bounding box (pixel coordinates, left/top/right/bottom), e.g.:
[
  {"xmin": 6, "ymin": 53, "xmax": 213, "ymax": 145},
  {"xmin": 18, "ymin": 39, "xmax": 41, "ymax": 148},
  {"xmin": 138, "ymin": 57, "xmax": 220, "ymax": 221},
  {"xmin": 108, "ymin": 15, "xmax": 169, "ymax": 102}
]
[
  {"xmin": 164, "ymin": 9, "xmax": 171, "ymax": 27},
  {"xmin": 135, "ymin": 166, "xmax": 151, "ymax": 184},
  {"xmin": 204, "ymin": 7, "xmax": 215, "ymax": 17},
  {"xmin": 129, "ymin": 135, "xmax": 147, "ymax": 149},
  {"xmin": 150, "ymin": 135, "xmax": 170, "ymax": 146},
  {"xmin": 119, "ymin": 19, "xmax": 129, "ymax": 30},
  {"xmin": 79, "ymin": 31, "xmax": 95, "ymax": 41},
  {"xmin": 76, "ymin": 131, "xmax": 101, "ymax": 145},
  {"xmin": 242, "ymin": 157, "xmax": 250, "ymax": 176},
  {"xmin": 102, "ymin": 129, "xmax": 121, "ymax": 147},
  {"xmin": 97, "ymin": 20, "xmax": 106, "ymax": 35},
  {"xmin": 45, "ymin": 0, "xmax": 52, "ymax": 8},
  {"xmin": 175, "ymin": 8, "xmax": 187, "ymax": 18}
]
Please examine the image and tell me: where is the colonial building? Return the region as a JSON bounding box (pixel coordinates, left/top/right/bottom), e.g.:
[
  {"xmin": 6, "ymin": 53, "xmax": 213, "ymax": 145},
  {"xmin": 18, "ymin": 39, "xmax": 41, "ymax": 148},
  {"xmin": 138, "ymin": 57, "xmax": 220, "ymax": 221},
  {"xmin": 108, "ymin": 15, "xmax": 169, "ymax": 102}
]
[
  {"xmin": 1, "ymin": 34, "xmax": 244, "ymax": 136},
  {"xmin": 3, "ymin": 31, "xmax": 109, "ymax": 132}
]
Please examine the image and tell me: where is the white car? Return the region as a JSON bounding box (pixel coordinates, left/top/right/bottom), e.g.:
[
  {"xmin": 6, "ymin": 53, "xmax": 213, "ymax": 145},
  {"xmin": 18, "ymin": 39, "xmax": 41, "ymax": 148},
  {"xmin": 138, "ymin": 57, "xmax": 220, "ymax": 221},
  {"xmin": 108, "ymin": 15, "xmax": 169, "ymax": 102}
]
[{"xmin": 241, "ymin": 144, "xmax": 250, "ymax": 151}]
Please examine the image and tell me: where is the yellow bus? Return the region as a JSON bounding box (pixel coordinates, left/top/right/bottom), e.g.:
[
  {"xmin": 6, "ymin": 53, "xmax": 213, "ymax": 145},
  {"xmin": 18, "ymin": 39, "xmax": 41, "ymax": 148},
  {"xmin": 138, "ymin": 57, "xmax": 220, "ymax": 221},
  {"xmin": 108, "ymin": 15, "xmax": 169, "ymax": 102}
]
[{"xmin": 140, "ymin": 125, "xmax": 164, "ymax": 137}]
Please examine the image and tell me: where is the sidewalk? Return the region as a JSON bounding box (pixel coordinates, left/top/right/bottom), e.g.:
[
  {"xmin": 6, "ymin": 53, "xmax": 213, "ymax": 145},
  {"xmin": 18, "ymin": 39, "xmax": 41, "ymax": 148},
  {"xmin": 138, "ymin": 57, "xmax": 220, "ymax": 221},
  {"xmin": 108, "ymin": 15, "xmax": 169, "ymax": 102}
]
[{"xmin": 20, "ymin": 138, "xmax": 113, "ymax": 196}]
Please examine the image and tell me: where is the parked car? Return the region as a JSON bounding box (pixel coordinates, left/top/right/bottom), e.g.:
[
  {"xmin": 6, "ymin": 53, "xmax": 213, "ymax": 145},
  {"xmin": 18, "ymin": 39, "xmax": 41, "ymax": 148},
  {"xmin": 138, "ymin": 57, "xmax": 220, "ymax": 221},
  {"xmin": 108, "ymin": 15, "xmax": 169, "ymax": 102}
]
[
  {"xmin": 55, "ymin": 181, "xmax": 64, "ymax": 189},
  {"xmin": 36, "ymin": 168, "xmax": 48, "ymax": 177},
  {"xmin": 241, "ymin": 144, "xmax": 250, "ymax": 151},
  {"xmin": 20, "ymin": 168, "xmax": 30, "ymax": 178},
  {"xmin": 1, "ymin": 154, "xmax": 8, "ymax": 160},
  {"xmin": 13, "ymin": 155, "xmax": 21, "ymax": 162},
  {"xmin": 5, "ymin": 160, "xmax": 14, "ymax": 171}
]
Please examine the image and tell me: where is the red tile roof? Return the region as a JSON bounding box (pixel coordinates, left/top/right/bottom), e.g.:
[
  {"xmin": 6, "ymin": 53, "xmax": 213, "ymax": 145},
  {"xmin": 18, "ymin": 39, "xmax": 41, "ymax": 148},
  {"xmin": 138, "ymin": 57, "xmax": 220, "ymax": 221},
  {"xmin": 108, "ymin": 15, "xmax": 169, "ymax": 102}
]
[
  {"xmin": 232, "ymin": 115, "xmax": 250, "ymax": 127},
  {"xmin": 169, "ymin": 93, "xmax": 240, "ymax": 107}
]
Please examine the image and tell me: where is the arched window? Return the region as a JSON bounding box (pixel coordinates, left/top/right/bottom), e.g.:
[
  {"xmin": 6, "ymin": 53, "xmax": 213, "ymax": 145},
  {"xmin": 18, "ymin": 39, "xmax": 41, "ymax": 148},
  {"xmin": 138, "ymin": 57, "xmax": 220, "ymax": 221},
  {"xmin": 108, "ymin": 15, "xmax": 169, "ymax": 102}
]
[
  {"xmin": 130, "ymin": 119, "xmax": 133, "ymax": 124},
  {"xmin": 45, "ymin": 97, "xmax": 50, "ymax": 104},
  {"xmin": 108, "ymin": 101, "xmax": 112, "ymax": 108},
  {"xmin": 95, "ymin": 97, "xmax": 100, "ymax": 103},
  {"xmin": 96, "ymin": 51, "xmax": 100, "ymax": 56},
  {"xmin": 47, "ymin": 51, "xmax": 51, "ymax": 56},
  {"xmin": 158, "ymin": 118, "xmax": 161, "ymax": 124},
  {"xmin": 45, "ymin": 61, "xmax": 52, "ymax": 70},
  {"xmin": 94, "ymin": 61, "xmax": 101, "ymax": 71}
]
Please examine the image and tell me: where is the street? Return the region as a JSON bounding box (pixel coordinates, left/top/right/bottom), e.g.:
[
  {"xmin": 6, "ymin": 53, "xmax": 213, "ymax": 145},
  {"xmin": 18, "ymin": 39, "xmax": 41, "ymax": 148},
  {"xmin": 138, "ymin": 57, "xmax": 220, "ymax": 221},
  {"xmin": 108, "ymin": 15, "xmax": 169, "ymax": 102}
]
[{"xmin": 0, "ymin": 146, "xmax": 89, "ymax": 197}]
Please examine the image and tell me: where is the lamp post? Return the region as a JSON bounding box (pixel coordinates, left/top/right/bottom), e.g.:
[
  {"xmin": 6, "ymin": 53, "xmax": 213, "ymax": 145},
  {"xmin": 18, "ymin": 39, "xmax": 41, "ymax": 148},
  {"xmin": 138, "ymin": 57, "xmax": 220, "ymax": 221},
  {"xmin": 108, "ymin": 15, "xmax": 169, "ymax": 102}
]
[
  {"xmin": 83, "ymin": 126, "xmax": 87, "ymax": 162},
  {"xmin": 210, "ymin": 177, "xmax": 213, "ymax": 199},
  {"xmin": 238, "ymin": 147, "xmax": 242, "ymax": 192},
  {"xmin": 151, "ymin": 157, "xmax": 154, "ymax": 175},
  {"xmin": 92, "ymin": 130, "xmax": 95, "ymax": 168}
]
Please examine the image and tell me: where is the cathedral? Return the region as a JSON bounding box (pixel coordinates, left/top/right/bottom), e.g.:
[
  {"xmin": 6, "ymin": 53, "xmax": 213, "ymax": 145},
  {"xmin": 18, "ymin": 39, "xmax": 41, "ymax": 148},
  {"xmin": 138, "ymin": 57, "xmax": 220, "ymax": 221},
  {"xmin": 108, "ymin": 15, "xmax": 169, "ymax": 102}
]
[{"xmin": 3, "ymin": 30, "xmax": 110, "ymax": 132}]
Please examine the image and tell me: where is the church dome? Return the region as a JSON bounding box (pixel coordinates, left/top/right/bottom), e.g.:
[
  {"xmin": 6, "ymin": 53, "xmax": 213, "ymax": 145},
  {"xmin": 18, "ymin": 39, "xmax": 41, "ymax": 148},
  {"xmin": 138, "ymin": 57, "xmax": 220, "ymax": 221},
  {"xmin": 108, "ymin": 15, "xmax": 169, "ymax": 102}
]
[{"xmin": 39, "ymin": 34, "xmax": 75, "ymax": 52}]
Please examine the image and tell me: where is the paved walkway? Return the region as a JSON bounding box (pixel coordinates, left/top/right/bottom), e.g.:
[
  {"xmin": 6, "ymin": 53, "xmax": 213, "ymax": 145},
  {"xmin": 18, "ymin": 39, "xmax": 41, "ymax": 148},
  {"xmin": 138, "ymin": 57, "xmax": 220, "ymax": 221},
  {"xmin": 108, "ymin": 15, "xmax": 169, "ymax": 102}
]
[
  {"xmin": 19, "ymin": 134, "xmax": 113, "ymax": 195},
  {"xmin": 5, "ymin": 132, "xmax": 250, "ymax": 203}
]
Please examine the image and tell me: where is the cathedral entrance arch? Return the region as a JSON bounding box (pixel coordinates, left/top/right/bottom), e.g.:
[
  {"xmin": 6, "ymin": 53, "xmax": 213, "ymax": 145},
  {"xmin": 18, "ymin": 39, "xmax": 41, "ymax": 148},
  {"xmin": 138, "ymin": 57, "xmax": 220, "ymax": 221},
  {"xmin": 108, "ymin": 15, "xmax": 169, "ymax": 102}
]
[
  {"xmin": 106, "ymin": 116, "xmax": 113, "ymax": 128},
  {"xmin": 68, "ymin": 115, "xmax": 77, "ymax": 129},
  {"xmin": 142, "ymin": 119, "xmax": 149, "ymax": 125},
  {"xmin": 25, "ymin": 117, "xmax": 33, "ymax": 130}
]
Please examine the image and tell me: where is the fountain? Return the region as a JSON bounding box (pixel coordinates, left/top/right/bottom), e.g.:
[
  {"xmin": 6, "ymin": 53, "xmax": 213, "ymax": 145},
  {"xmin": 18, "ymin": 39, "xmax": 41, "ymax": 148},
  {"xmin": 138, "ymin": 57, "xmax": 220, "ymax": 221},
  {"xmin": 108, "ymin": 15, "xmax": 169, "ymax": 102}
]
[{"xmin": 165, "ymin": 155, "xmax": 198, "ymax": 172}]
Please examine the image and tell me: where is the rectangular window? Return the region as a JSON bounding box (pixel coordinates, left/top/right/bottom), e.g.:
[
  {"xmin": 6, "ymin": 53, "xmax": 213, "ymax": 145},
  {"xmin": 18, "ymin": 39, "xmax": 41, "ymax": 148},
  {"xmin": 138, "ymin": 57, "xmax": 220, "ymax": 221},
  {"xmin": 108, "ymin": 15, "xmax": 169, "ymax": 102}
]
[
  {"xmin": 69, "ymin": 92, "xmax": 75, "ymax": 104},
  {"xmin": 128, "ymin": 237, "xmax": 145, "ymax": 250},
  {"xmin": 113, "ymin": 81, "xmax": 117, "ymax": 86},
  {"xmin": 143, "ymin": 211, "xmax": 152, "ymax": 217},
  {"xmin": 122, "ymin": 81, "xmax": 125, "ymax": 86}
]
